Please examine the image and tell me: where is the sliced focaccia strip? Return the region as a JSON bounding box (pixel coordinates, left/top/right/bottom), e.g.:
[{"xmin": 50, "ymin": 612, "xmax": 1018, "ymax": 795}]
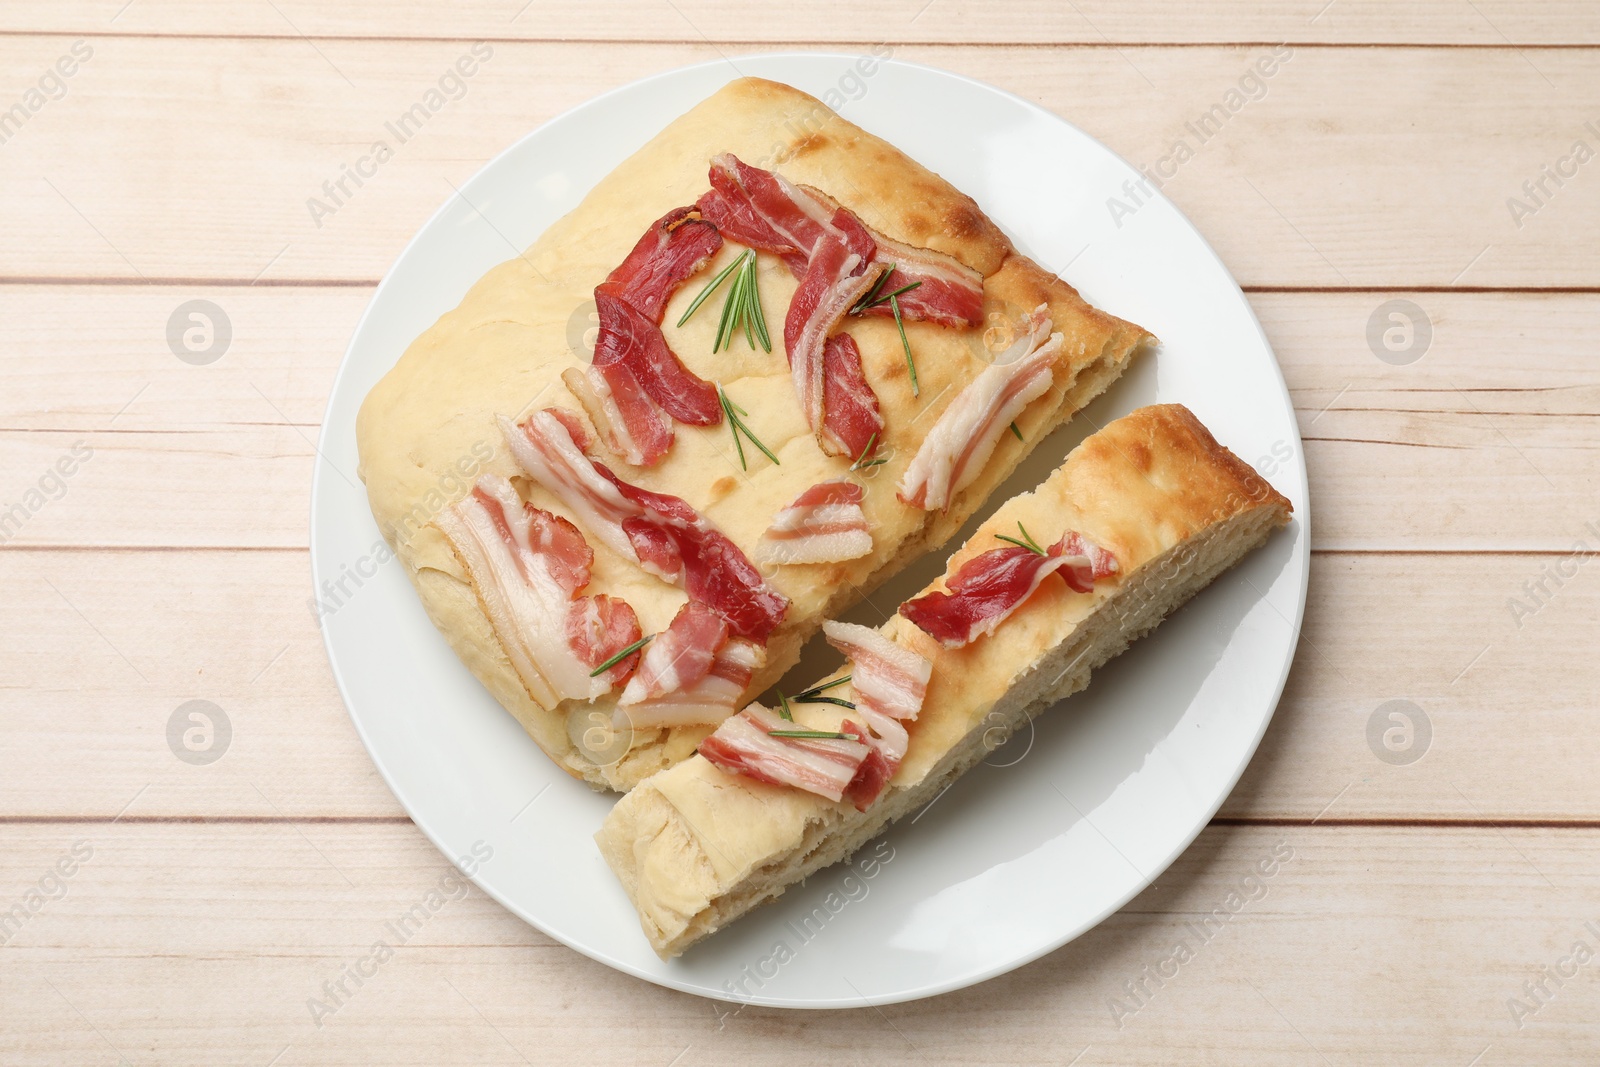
[
  {"xmin": 595, "ymin": 404, "xmax": 1292, "ymax": 957},
  {"xmin": 355, "ymin": 77, "xmax": 1154, "ymax": 792}
]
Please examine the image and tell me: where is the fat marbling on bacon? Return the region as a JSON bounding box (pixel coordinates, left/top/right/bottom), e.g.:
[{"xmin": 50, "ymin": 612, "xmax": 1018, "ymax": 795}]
[
  {"xmin": 619, "ymin": 601, "xmax": 728, "ymax": 705},
  {"xmin": 698, "ymin": 702, "xmax": 891, "ymax": 811},
  {"xmin": 898, "ymin": 304, "xmax": 1062, "ymax": 511},
  {"xmin": 899, "ymin": 530, "xmax": 1119, "ymax": 649},
  {"xmin": 617, "ymin": 628, "xmax": 764, "ymax": 730},
  {"xmin": 756, "ymin": 478, "xmax": 872, "ymax": 565},
  {"xmin": 433, "ymin": 474, "xmax": 644, "ymax": 708},
  {"xmin": 578, "ymin": 206, "xmax": 724, "ymax": 466},
  {"xmin": 821, "ymin": 620, "xmax": 932, "ymax": 771},
  {"xmin": 784, "ymin": 233, "xmax": 887, "ymax": 457},
  {"xmin": 501, "ymin": 408, "xmax": 789, "ymax": 641}
]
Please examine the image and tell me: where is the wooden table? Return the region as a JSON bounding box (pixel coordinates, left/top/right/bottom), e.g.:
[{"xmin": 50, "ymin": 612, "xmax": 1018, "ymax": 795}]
[{"xmin": 3, "ymin": 3, "xmax": 1597, "ymax": 1062}]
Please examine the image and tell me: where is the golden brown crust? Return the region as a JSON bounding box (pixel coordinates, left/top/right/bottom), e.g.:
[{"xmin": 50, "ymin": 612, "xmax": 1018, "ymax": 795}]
[{"xmin": 355, "ymin": 76, "xmax": 1153, "ymax": 791}]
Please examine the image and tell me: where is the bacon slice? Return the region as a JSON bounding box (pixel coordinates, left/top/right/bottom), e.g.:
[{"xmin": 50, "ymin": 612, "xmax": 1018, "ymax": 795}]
[
  {"xmin": 566, "ymin": 594, "xmax": 644, "ymax": 688},
  {"xmin": 616, "ymin": 636, "xmax": 764, "ymax": 730},
  {"xmin": 822, "ymin": 621, "xmax": 931, "ymax": 724},
  {"xmin": 899, "ymin": 531, "xmax": 1118, "ymax": 649},
  {"xmin": 898, "ymin": 305, "xmax": 1061, "ymax": 511},
  {"xmin": 785, "ymin": 234, "xmax": 886, "ymax": 456},
  {"xmin": 592, "ymin": 286, "xmax": 721, "ymax": 426},
  {"xmin": 433, "ymin": 475, "xmax": 639, "ymax": 708},
  {"xmin": 838, "ymin": 721, "xmax": 894, "ymax": 811},
  {"xmin": 605, "ymin": 205, "xmax": 723, "ymax": 323},
  {"xmin": 698, "ymin": 155, "xmax": 983, "ymax": 328},
  {"xmin": 855, "ymin": 230, "xmax": 986, "ymax": 329},
  {"xmin": 821, "ymin": 333, "xmax": 885, "ymax": 462},
  {"xmin": 561, "ymin": 365, "xmax": 673, "ymax": 468},
  {"xmin": 503, "ymin": 409, "xmax": 789, "ymax": 641},
  {"xmin": 697, "ymin": 153, "xmax": 871, "ymax": 274},
  {"xmin": 756, "ymin": 478, "xmax": 872, "ymax": 565},
  {"xmin": 584, "ymin": 206, "xmax": 724, "ymax": 465},
  {"xmin": 620, "ymin": 601, "xmax": 729, "ymax": 705},
  {"xmin": 698, "ymin": 703, "xmax": 873, "ymax": 806}
]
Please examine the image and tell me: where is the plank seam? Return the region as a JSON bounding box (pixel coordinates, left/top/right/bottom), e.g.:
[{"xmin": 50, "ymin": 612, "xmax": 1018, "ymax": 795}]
[{"xmin": 0, "ymin": 32, "xmax": 1595, "ymax": 49}]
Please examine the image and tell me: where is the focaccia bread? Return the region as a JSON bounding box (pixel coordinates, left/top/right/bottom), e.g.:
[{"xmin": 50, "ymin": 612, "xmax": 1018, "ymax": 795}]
[
  {"xmin": 595, "ymin": 405, "xmax": 1292, "ymax": 957},
  {"xmin": 356, "ymin": 76, "xmax": 1152, "ymax": 792}
]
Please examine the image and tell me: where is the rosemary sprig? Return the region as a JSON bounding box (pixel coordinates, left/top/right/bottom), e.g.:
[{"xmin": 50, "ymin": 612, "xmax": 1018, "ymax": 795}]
[
  {"xmin": 850, "ymin": 264, "xmax": 924, "ymax": 315},
  {"xmin": 1009, "ymin": 421, "xmax": 1024, "ymax": 442},
  {"xmin": 793, "ymin": 675, "xmax": 851, "ymax": 701},
  {"xmin": 677, "ymin": 253, "xmax": 743, "ymax": 328},
  {"xmin": 777, "ymin": 691, "xmax": 795, "ymax": 721},
  {"xmin": 796, "ymin": 694, "xmax": 856, "ymax": 709},
  {"xmin": 849, "ymin": 431, "xmax": 887, "ymax": 471},
  {"xmin": 717, "ymin": 383, "xmax": 780, "ymax": 470},
  {"xmin": 994, "ymin": 521, "xmax": 1048, "ymax": 556},
  {"xmin": 767, "ymin": 729, "xmax": 863, "ymax": 741},
  {"xmin": 891, "ymin": 292, "xmax": 918, "ymax": 397},
  {"xmin": 708, "ymin": 250, "xmax": 771, "ymax": 354},
  {"xmin": 850, "ymin": 265, "xmax": 894, "ymax": 313},
  {"xmin": 713, "ymin": 254, "xmax": 746, "ymax": 351},
  {"xmin": 589, "ymin": 633, "xmax": 652, "ymax": 677}
]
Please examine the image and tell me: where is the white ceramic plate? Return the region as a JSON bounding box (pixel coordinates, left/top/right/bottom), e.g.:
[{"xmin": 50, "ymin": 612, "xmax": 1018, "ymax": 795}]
[{"xmin": 312, "ymin": 53, "xmax": 1308, "ymax": 1008}]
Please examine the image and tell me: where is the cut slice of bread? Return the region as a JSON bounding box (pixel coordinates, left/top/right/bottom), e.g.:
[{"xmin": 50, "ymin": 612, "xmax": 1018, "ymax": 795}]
[{"xmin": 595, "ymin": 404, "xmax": 1293, "ymax": 957}]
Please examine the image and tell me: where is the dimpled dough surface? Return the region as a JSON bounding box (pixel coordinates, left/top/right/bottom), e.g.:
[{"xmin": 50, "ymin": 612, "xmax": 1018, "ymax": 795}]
[{"xmin": 356, "ymin": 77, "xmax": 1151, "ymax": 791}]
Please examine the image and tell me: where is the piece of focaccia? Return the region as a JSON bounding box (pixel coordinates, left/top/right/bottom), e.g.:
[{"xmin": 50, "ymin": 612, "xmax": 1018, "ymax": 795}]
[
  {"xmin": 356, "ymin": 76, "xmax": 1152, "ymax": 792},
  {"xmin": 595, "ymin": 404, "xmax": 1292, "ymax": 958}
]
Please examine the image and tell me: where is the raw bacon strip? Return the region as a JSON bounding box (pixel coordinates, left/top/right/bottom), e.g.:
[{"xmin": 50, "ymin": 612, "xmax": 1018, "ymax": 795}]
[
  {"xmin": 567, "ymin": 594, "xmax": 644, "ymax": 689},
  {"xmin": 855, "ymin": 230, "xmax": 986, "ymax": 329},
  {"xmin": 698, "ymin": 155, "xmax": 983, "ymax": 327},
  {"xmin": 838, "ymin": 720, "xmax": 894, "ymax": 810},
  {"xmin": 561, "ymin": 365, "xmax": 673, "ymax": 468},
  {"xmin": 584, "ymin": 206, "xmax": 724, "ymax": 465},
  {"xmin": 785, "ymin": 235, "xmax": 886, "ymax": 456},
  {"xmin": 898, "ymin": 305, "xmax": 1061, "ymax": 511},
  {"xmin": 592, "ymin": 286, "xmax": 721, "ymax": 426},
  {"xmin": 616, "ymin": 637, "xmax": 763, "ymax": 730},
  {"xmin": 899, "ymin": 531, "xmax": 1118, "ymax": 649},
  {"xmin": 697, "ymin": 153, "xmax": 870, "ymax": 274},
  {"xmin": 848, "ymin": 705, "xmax": 908, "ymax": 773},
  {"xmin": 499, "ymin": 410, "xmax": 639, "ymax": 563},
  {"xmin": 620, "ymin": 601, "xmax": 729, "ymax": 705},
  {"xmin": 821, "ymin": 334, "xmax": 885, "ymax": 462},
  {"xmin": 1056, "ymin": 530, "xmax": 1120, "ymax": 594},
  {"xmin": 604, "ymin": 205, "xmax": 722, "ymax": 323},
  {"xmin": 503, "ymin": 409, "xmax": 790, "ymax": 641},
  {"xmin": 698, "ymin": 703, "xmax": 872, "ymax": 805},
  {"xmin": 433, "ymin": 475, "xmax": 638, "ymax": 708},
  {"xmin": 756, "ymin": 478, "xmax": 872, "ymax": 565},
  {"xmin": 821, "ymin": 620, "xmax": 931, "ymax": 723}
]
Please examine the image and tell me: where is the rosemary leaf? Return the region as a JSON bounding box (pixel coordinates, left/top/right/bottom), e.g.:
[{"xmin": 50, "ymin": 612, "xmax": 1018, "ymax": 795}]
[
  {"xmin": 714, "ymin": 252, "xmax": 748, "ymax": 353},
  {"xmin": 892, "ymin": 293, "xmax": 918, "ymax": 397},
  {"xmin": 718, "ymin": 385, "xmax": 747, "ymax": 470},
  {"xmin": 796, "ymin": 694, "xmax": 856, "ymax": 709},
  {"xmin": 767, "ymin": 729, "xmax": 860, "ymax": 741},
  {"xmin": 849, "ymin": 432, "xmax": 887, "ymax": 471},
  {"xmin": 777, "ymin": 691, "xmax": 794, "ymax": 721},
  {"xmin": 1009, "ymin": 421, "xmax": 1024, "ymax": 442},
  {"xmin": 589, "ymin": 633, "xmax": 652, "ymax": 677},
  {"xmin": 677, "ymin": 253, "xmax": 743, "ymax": 328},
  {"xmin": 718, "ymin": 382, "xmax": 780, "ymax": 468},
  {"xmin": 793, "ymin": 675, "xmax": 851, "ymax": 701},
  {"xmin": 851, "ymin": 264, "xmax": 895, "ymax": 314},
  {"xmin": 995, "ymin": 522, "xmax": 1048, "ymax": 557}
]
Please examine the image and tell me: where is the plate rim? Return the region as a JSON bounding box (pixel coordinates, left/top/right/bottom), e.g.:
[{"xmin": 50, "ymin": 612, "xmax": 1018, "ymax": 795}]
[{"xmin": 310, "ymin": 49, "xmax": 1310, "ymax": 1008}]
